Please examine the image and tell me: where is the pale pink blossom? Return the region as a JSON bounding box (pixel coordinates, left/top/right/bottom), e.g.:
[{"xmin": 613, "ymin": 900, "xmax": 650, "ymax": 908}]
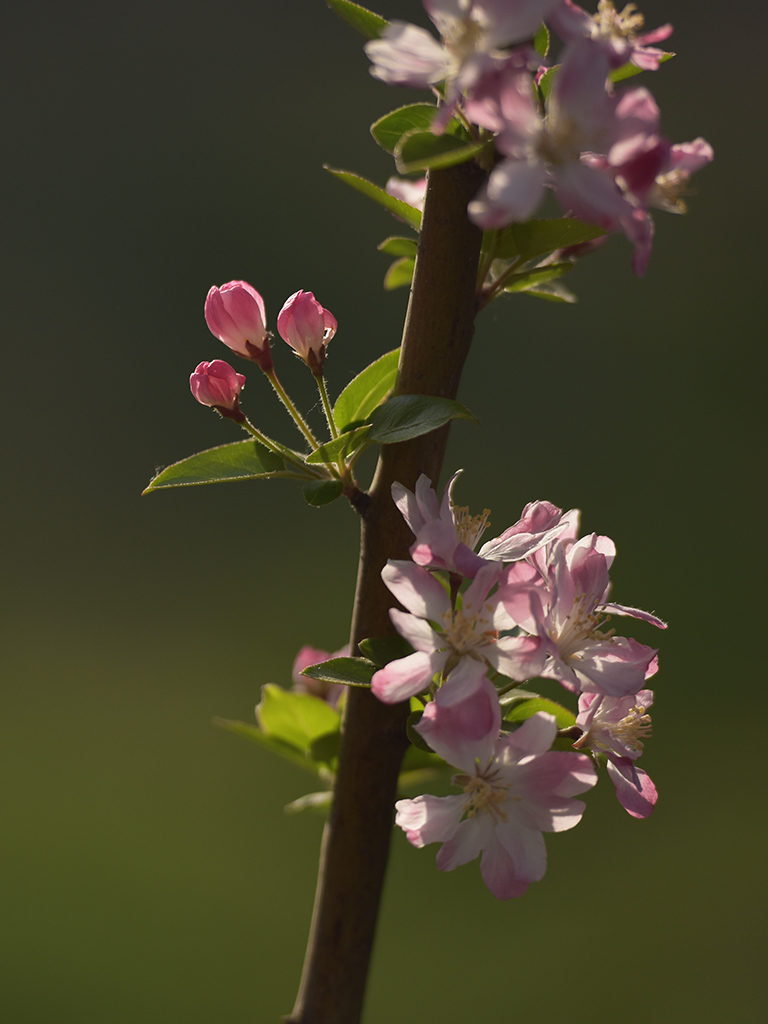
[
  {"xmin": 549, "ymin": 0, "xmax": 673, "ymax": 71},
  {"xmin": 396, "ymin": 708, "xmax": 597, "ymax": 898},
  {"xmin": 392, "ymin": 471, "xmax": 569, "ymax": 577},
  {"xmin": 204, "ymin": 280, "xmax": 271, "ymax": 369},
  {"xmin": 189, "ymin": 359, "xmax": 245, "ymax": 415},
  {"xmin": 575, "ymin": 689, "xmax": 657, "ymax": 817},
  {"xmin": 499, "ymin": 532, "xmax": 665, "ymax": 697},
  {"xmin": 276, "ymin": 290, "xmax": 337, "ymax": 375},
  {"xmin": 366, "ymin": 1, "xmax": 561, "ymax": 127},
  {"xmin": 371, "ymin": 559, "xmax": 545, "ymax": 705}
]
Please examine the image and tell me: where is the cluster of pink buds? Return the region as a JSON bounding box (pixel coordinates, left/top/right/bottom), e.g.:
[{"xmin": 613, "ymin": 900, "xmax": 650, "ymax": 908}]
[
  {"xmin": 190, "ymin": 279, "xmax": 337, "ymax": 414},
  {"xmin": 374, "ymin": 470, "xmax": 665, "ymax": 897},
  {"xmin": 366, "ymin": 0, "xmax": 712, "ymax": 273}
]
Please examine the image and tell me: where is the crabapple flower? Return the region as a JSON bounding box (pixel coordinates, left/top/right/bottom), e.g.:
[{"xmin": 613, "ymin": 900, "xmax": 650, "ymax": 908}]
[
  {"xmin": 499, "ymin": 532, "xmax": 665, "ymax": 697},
  {"xmin": 396, "ymin": 708, "xmax": 597, "ymax": 898},
  {"xmin": 366, "ymin": 1, "xmax": 561, "ymax": 128},
  {"xmin": 392, "ymin": 471, "xmax": 569, "ymax": 577},
  {"xmin": 204, "ymin": 280, "xmax": 272, "ymax": 371},
  {"xmin": 189, "ymin": 359, "xmax": 245, "ymax": 418},
  {"xmin": 291, "ymin": 643, "xmax": 351, "ymax": 708},
  {"xmin": 371, "ymin": 559, "xmax": 545, "ymax": 705},
  {"xmin": 575, "ymin": 689, "xmax": 657, "ymax": 817},
  {"xmin": 276, "ymin": 290, "xmax": 337, "ymax": 376},
  {"xmin": 548, "ymin": 0, "xmax": 673, "ymax": 71}
]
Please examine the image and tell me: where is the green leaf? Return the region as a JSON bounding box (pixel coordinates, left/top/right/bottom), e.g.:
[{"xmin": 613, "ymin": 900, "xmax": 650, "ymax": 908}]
[
  {"xmin": 333, "ymin": 347, "xmax": 399, "ymax": 431},
  {"xmin": 324, "ymin": 166, "xmax": 422, "ymax": 230},
  {"xmin": 358, "ymin": 634, "xmax": 414, "ymax": 668},
  {"xmin": 371, "ymin": 103, "xmax": 438, "ymax": 153},
  {"xmin": 324, "ymin": 0, "xmax": 388, "ymax": 39},
  {"xmin": 302, "ymin": 479, "xmax": 344, "ymax": 506},
  {"xmin": 498, "ymin": 686, "xmax": 543, "ymax": 708},
  {"xmin": 256, "ymin": 684, "xmax": 341, "ymax": 752},
  {"xmin": 384, "ymin": 257, "xmax": 416, "ymax": 290},
  {"xmin": 537, "ymin": 64, "xmax": 559, "ymax": 101},
  {"xmin": 143, "ymin": 439, "xmax": 286, "ymax": 492},
  {"xmin": 491, "ymin": 217, "xmax": 606, "ymax": 262},
  {"xmin": 306, "ymin": 425, "xmax": 372, "ymax": 465},
  {"xmin": 368, "ymin": 394, "xmax": 477, "ymax": 445},
  {"xmin": 378, "ymin": 236, "xmax": 418, "ymax": 257},
  {"xmin": 533, "ymin": 22, "xmax": 550, "ymax": 58},
  {"xmin": 524, "ymin": 280, "xmax": 577, "ymax": 303},
  {"xmin": 301, "ymin": 656, "xmax": 377, "ymax": 687},
  {"xmin": 395, "ymin": 129, "xmax": 488, "ymax": 174},
  {"xmin": 502, "ymin": 263, "xmax": 573, "ymax": 294},
  {"xmin": 213, "ymin": 716, "xmax": 331, "ymax": 776},
  {"xmin": 284, "ymin": 791, "xmax": 334, "ymax": 815},
  {"xmin": 611, "ymin": 51, "xmax": 674, "ymax": 83},
  {"xmin": 503, "ymin": 697, "xmax": 577, "ymax": 730}
]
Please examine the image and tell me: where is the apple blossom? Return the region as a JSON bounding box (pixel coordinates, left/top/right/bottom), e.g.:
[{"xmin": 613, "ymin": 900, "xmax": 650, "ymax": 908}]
[
  {"xmin": 371, "ymin": 559, "xmax": 545, "ymax": 705},
  {"xmin": 276, "ymin": 290, "xmax": 337, "ymax": 376},
  {"xmin": 204, "ymin": 280, "xmax": 272, "ymax": 371},
  {"xmin": 392, "ymin": 471, "xmax": 570, "ymax": 577},
  {"xmin": 396, "ymin": 707, "xmax": 597, "ymax": 898},
  {"xmin": 548, "ymin": 0, "xmax": 673, "ymax": 71},
  {"xmin": 189, "ymin": 359, "xmax": 246, "ymax": 419},
  {"xmin": 499, "ymin": 532, "xmax": 665, "ymax": 697},
  {"xmin": 575, "ymin": 689, "xmax": 658, "ymax": 817}
]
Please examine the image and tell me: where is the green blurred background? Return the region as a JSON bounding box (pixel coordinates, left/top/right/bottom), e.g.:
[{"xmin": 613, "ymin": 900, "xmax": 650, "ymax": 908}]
[{"xmin": 3, "ymin": 1, "xmax": 765, "ymax": 1020}]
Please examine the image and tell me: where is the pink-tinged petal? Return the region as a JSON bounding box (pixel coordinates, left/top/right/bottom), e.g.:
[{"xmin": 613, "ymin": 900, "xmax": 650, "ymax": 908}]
[
  {"xmin": 504, "ymin": 711, "xmax": 558, "ymax": 757},
  {"xmin": 469, "ymin": 158, "xmax": 547, "ymax": 228},
  {"xmin": 479, "ymin": 832, "xmax": 533, "ymax": 899},
  {"xmin": 418, "ymin": 674, "xmax": 501, "ymax": 771},
  {"xmin": 490, "ymin": 634, "xmax": 546, "ymax": 682},
  {"xmin": 389, "ymin": 607, "xmax": 441, "ymax": 654},
  {"xmin": 410, "ymin": 518, "xmax": 462, "ymax": 571},
  {"xmin": 601, "ymin": 602, "xmax": 667, "ymax": 629},
  {"xmin": 382, "ymin": 560, "xmax": 450, "ymax": 621},
  {"xmin": 436, "ymin": 814, "xmax": 493, "ymax": 872},
  {"xmin": 571, "ymin": 636, "xmax": 659, "ymax": 697},
  {"xmin": 371, "ymin": 650, "xmax": 445, "ymax": 703},
  {"xmin": 204, "ymin": 281, "xmax": 268, "ymax": 359},
  {"xmin": 462, "ymin": 560, "xmax": 503, "ymax": 612},
  {"xmin": 669, "ymin": 138, "xmax": 714, "ymax": 176},
  {"xmin": 435, "ymin": 658, "xmax": 492, "ymax": 710},
  {"xmin": 494, "ymin": 819, "xmax": 547, "ymax": 885},
  {"xmin": 385, "ymin": 176, "xmax": 427, "ymax": 212},
  {"xmin": 365, "ymin": 22, "xmax": 453, "ymax": 87},
  {"xmin": 391, "ymin": 479, "xmax": 424, "ymax": 534},
  {"xmin": 395, "ymin": 793, "xmax": 464, "ymax": 847},
  {"xmin": 479, "ymin": 501, "xmax": 567, "ymax": 562},
  {"xmin": 606, "ymin": 757, "xmax": 657, "ymax": 818}
]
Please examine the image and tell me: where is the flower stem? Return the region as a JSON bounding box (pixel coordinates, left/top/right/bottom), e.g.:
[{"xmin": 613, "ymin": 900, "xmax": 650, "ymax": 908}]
[
  {"xmin": 315, "ymin": 373, "xmax": 339, "ymax": 441},
  {"xmin": 264, "ymin": 368, "xmax": 320, "ymax": 450}
]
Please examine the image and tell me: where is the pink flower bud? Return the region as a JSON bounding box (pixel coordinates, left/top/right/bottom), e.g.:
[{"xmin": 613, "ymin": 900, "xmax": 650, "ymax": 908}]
[
  {"xmin": 190, "ymin": 359, "xmax": 246, "ymax": 417},
  {"xmin": 204, "ymin": 280, "xmax": 272, "ymax": 370},
  {"xmin": 276, "ymin": 290, "xmax": 337, "ymax": 375}
]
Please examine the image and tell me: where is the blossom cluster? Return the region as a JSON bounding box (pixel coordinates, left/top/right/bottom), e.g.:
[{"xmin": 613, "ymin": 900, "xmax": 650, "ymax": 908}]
[
  {"xmin": 366, "ymin": 0, "xmax": 712, "ymax": 273},
  {"xmin": 372, "ymin": 470, "xmax": 664, "ymax": 897}
]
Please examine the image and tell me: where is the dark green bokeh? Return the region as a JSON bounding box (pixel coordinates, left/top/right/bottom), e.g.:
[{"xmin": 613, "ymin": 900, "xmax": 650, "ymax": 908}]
[{"xmin": 3, "ymin": 1, "xmax": 765, "ymax": 1020}]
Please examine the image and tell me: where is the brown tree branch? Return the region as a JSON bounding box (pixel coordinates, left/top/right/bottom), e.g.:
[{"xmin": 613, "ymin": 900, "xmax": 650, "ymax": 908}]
[{"xmin": 285, "ymin": 159, "xmax": 486, "ymax": 1024}]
